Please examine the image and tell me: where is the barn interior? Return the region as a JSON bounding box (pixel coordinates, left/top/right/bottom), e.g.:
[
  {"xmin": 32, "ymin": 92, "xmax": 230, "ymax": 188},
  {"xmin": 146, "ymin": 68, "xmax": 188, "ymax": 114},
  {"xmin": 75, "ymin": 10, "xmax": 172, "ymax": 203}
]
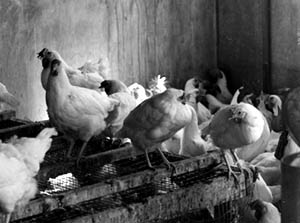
[{"xmin": 0, "ymin": 0, "xmax": 299, "ymax": 222}]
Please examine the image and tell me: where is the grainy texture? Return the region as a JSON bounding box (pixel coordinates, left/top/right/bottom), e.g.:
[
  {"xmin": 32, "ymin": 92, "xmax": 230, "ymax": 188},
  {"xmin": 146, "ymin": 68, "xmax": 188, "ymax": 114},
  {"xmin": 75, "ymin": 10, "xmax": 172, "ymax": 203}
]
[
  {"xmin": 217, "ymin": 0, "xmax": 265, "ymax": 92},
  {"xmin": 271, "ymin": 0, "xmax": 300, "ymax": 90},
  {"xmin": 0, "ymin": 0, "xmax": 216, "ymax": 121}
]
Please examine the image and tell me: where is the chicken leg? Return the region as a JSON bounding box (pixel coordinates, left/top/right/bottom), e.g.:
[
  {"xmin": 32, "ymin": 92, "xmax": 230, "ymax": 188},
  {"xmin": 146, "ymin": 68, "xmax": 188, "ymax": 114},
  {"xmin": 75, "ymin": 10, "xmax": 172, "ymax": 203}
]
[
  {"xmin": 221, "ymin": 150, "xmax": 239, "ymax": 183},
  {"xmin": 77, "ymin": 141, "xmax": 89, "ymax": 164},
  {"xmin": 5, "ymin": 213, "xmax": 11, "ymax": 223},
  {"xmin": 66, "ymin": 139, "xmax": 76, "ymax": 158}
]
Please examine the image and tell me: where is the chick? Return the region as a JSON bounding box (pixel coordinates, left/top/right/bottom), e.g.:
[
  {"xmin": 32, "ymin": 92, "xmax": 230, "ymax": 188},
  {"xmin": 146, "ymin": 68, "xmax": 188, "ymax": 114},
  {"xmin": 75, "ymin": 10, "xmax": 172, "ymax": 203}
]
[
  {"xmin": 202, "ymin": 103, "xmax": 265, "ymax": 181},
  {"xmin": 0, "ymin": 128, "xmax": 57, "ymax": 223},
  {"xmin": 116, "ymin": 88, "xmax": 193, "ymax": 169},
  {"xmin": 38, "ymin": 48, "xmax": 104, "ymax": 90},
  {"xmin": 100, "ymin": 80, "xmax": 136, "ymax": 137},
  {"xmin": 250, "ymin": 199, "xmax": 281, "ymax": 223},
  {"xmin": 46, "ymin": 59, "xmax": 119, "ymax": 162},
  {"xmin": 0, "ymin": 82, "xmax": 19, "ymax": 112}
]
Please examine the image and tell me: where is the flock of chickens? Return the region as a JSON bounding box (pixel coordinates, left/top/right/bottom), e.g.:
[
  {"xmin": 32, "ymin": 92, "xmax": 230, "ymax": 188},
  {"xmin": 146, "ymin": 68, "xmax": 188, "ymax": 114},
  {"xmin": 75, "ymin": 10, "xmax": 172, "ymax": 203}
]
[{"xmin": 0, "ymin": 48, "xmax": 299, "ymax": 223}]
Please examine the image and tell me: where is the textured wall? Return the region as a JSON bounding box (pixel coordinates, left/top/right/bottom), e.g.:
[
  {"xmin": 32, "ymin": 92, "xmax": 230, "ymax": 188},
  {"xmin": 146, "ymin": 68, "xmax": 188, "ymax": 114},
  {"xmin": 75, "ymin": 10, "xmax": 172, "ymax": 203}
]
[
  {"xmin": 271, "ymin": 0, "xmax": 300, "ymax": 90},
  {"xmin": 217, "ymin": 0, "xmax": 266, "ymax": 93},
  {"xmin": 0, "ymin": 0, "xmax": 216, "ymax": 121}
]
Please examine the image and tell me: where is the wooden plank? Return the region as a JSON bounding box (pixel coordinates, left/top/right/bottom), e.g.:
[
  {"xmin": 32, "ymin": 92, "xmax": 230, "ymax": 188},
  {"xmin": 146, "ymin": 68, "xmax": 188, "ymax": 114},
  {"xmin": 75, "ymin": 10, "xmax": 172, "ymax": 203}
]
[{"xmin": 10, "ymin": 151, "xmax": 224, "ymax": 221}]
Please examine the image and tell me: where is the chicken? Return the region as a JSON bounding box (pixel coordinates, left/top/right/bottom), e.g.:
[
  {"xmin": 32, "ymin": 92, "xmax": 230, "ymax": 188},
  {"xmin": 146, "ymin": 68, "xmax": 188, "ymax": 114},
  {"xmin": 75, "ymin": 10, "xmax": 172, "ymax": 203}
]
[
  {"xmin": 128, "ymin": 83, "xmax": 153, "ymax": 105},
  {"xmin": 116, "ymin": 88, "xmax": 194, "ymax": 169},
  {"xmin": 235, "ymin": 115, "xmax": 270, "ymax": 162},
  {"xmin": 0, "ymin": 82, "xmax": 19, "ymax": 112},
  {"xmin": 206, "ymin": 68, "xmax": 233, "ymax": 104},
  {"xmin": 179, "ymin": 104, "xmax": 210, "ymax": 157},
  {"xmin": 281, "ymin": 87, "xmax": 300, "ymax": 146},
  {"xmin": 46, "ymin": 59, "xmax": 119, "ymax": 162},
  {"xmin": 256, "ymin": 91, "xmax": 273, "ymax": 129},
  {"xmin": 78, "ymin": 57, "xmax": 109, "ymax": 79},
  {"xmin": 100, "ymin": 80, "xmax": 136, "ymax": 137},
  {"xmin": 250, "ymin": 199, "xmax": 281, "ymax": 223},
  {"xmin": 202, "ymin": 103, "xmax": 265, "ymax": 181},
  {"xmin": 185, "ymin": 89, "xmax": 211, "ymax": 125},
  {"xmin": 0, "ymin": 127, "xmax": 57, "ymax": 223},
  {"xmin": 38, "ymin": 48, "xmax": 105, "ymax": 90},
  {"xmin": 148, "ymin": 75, "xmax": 168, "ymax": 95},
  {"xmin": 205, "ymin": 94, "xmax": 226, "ymax": 114},
  {"xmin": 100, "ymin": 79, "xmax": 130, "ymax": 95}
]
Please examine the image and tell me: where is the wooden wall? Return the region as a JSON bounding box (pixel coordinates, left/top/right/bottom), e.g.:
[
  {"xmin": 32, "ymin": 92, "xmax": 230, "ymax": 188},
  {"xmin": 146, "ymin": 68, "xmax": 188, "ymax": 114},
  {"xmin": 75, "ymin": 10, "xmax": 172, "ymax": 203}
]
[
  {"xmin": 0, "ymin": 0, "xmax": 217, "ymax": 121},
  {"xmin": 271, "ymin": 0, "xmax": 300, "ymax": 90},
  {"xmin": 217, "ymin": 0, "xmax": 268, "ymax": 93}
]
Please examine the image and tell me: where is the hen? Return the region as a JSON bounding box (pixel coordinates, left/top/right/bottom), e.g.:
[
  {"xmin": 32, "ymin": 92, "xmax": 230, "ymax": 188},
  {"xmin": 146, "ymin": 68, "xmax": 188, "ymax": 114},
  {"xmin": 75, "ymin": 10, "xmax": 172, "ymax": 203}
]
[
  {"xmin": 0, "ymin": 127, "xmax": 57, "ymax": 223},
  {"xmin": 202, "ymin": 102, "xmax": 265, "ymax": 181},
  {"xmin": 250, "ymin": 199, "xmax": 281, "ymax": 223},
  {"xmin": 38, "ymin": 48, "xmax": 104, "ymax": 90},
  {"xmin": 0, "ymin": 82, "xmax": 19, "ymax": 112},
  {"xmin": 116, "ymin": 88, "xmax": 195, "ymax": 169},
  {"xmin": 100, "ymin": 80, "xmax": 136, "ymax": 137},
  {"xmin": 46, "ymin": 59, "xmax": 119, "ymax": 162}
]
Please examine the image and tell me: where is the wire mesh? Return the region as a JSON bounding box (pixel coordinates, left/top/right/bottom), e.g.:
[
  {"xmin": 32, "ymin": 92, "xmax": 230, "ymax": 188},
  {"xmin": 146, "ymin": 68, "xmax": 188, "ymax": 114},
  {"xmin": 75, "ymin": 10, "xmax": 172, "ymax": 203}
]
[
  {"xmin": 38, "ymin": 149, "xmax": 185, "ymax": 194},
  {"xmin": 13, "ymin": 156, "xmax": 254, "ymax": 223}
]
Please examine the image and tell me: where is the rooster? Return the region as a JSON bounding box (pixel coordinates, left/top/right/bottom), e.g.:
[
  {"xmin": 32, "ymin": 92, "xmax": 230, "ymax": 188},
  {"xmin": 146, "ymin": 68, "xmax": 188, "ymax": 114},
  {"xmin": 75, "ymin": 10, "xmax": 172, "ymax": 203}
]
[
  {"xmin": 46, "ymin": 59, "xmax": 119, "ymax": 162},
  {"xmin": 0, "ymin": 127, "xmax": 57, "ymax": 223},
  {"xmin": 0, "ymin": 82, "xmax": 19, "ymax": 112},
  {"xmin": 100, "ymin": 80, "xmax": 136, "ymax": 137},
  {"xmin": 202, "ymin": 103, "xmax": 265, "ymax": 181},
  {"xmin": 116, "ymin": 88, "xmax": 196, "ymax": 169},
  {"xmin": 37, "ymin": 48, "xmax": 105, "ymax": 90}
]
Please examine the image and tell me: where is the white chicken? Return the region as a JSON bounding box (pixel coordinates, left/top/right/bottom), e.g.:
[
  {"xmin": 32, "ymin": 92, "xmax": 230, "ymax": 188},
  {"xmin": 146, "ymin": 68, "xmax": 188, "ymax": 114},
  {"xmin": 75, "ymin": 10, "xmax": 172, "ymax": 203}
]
[
  {"xmin": 185, "ymin": 89, "xmax": 211, "ymax": 125},
  {"xmin": 250, "ymin": 199, "xmax": 281, "ymax": 223},
  {"xmin": 202, "ymin": 103, "xmax": 265, "ymax": 181},
  {"xmin": 148, "ymin": 75, "xmax": 168, "ymax": 95},
  {"xmin": 128, "ymin": 83, "xmax": 152, "ymax": 105},
  {"xmin": 0, "ymin": 127, "xmax": 57, "ymax": 223},
  {"xmin": 117, "ymin": 88, "xmax": 205, "ymax": 169},
  {"xmin": 0, "ymin": 82, "xmax": 19, "ymax": 112},
  {"xmin": 38, "ymin": 48, "xmax": 105, "ymax": 90},
  {"xmin": 206, "ymin": 69, "xmax": 233, "ymax": 104},
  {"xmin": 46, "ymin": 59, "xmax": 119, "ymax": 162},
  {"xmin": 99, "ymin": 80, "xmax": 137, "ymax": 137}
]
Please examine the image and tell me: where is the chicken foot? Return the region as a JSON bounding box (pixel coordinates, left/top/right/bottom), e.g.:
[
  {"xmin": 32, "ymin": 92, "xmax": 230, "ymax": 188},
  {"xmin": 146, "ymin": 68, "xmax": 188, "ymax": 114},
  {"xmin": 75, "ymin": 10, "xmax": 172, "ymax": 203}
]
[{"xmin": 144, "ymin": 147, "xmax": 175, "ymax": 172}]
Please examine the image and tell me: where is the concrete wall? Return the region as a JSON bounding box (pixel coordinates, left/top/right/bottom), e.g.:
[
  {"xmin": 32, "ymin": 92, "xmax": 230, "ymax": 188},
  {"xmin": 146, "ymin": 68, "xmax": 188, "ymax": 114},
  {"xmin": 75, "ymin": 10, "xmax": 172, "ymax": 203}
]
[{"xmin": 0, "ymin": 0, "xmax": 217, "ymax": 121}]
